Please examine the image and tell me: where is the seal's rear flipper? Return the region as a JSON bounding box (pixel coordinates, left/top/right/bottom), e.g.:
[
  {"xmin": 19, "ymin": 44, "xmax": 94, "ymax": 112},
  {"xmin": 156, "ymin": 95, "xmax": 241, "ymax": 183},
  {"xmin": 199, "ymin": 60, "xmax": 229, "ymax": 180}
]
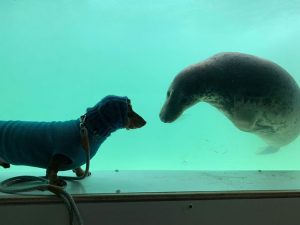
[{"xmin": 256, "ymin": 146, "xmax": 280, "ymax": 155}]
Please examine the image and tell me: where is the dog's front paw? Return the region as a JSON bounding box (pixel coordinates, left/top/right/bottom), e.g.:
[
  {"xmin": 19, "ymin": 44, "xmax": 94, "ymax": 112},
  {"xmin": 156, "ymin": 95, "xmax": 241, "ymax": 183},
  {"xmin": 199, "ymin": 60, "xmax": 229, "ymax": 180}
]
[
  {"xmin": 49, "ymin": 177, "xmax": 67, "ymax": 187},
  {"xmin": 87, "ymin": 171, "xmax": 92, "ymax": 176},
  {"xmin": 73, "ymin": 167, "xmax": 91, "ymax": 177}
]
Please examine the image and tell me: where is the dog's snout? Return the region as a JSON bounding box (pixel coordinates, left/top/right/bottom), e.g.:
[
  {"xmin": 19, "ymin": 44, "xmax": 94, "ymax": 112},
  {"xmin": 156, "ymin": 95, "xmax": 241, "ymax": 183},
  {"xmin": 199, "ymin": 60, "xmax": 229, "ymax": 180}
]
[
  {"xmin": 138, "ymin": 116, "xmax": 147, "ymax": 127},
  {"xmin": 126, "ymin": 110, "xmax": 146, "ymax": 129},
  {"xmin": 132, "ymin": 111, "xmax": 146, "ymax": 127}
]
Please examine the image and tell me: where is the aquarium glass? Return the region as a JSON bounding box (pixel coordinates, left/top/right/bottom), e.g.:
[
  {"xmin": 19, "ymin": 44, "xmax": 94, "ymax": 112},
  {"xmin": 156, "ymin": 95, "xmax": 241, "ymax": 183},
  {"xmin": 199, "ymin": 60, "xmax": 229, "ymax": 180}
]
[{"xmin": 1, "ymin": 0, "xmax": 300, "ymax": 173}]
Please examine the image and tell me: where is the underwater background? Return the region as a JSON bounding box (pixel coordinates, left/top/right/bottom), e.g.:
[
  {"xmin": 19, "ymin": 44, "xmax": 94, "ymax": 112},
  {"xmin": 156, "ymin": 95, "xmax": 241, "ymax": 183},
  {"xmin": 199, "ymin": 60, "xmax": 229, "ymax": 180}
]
[{"xmin": 1, "ymin": 0, "xmax": 300, "ymax": 173}]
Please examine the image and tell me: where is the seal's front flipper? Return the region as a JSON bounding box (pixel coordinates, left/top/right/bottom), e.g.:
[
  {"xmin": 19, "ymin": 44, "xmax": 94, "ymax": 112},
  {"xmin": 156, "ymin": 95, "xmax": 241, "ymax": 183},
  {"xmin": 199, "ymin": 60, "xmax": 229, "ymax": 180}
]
[
  {"xmin": 0, "ymin": 161, "xmax": 10, "ymax": 169},
  {"xmin": 257, "ymin": 146, "xmax": 280, "ymax": 155}
]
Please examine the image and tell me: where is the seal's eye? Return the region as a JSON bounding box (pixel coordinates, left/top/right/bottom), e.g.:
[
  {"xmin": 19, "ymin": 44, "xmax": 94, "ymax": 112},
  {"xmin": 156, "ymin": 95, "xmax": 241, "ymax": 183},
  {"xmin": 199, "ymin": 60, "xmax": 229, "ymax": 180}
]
[{"xmin": 167, "ymin": 89, "xmax": 173, "ymax": 98}]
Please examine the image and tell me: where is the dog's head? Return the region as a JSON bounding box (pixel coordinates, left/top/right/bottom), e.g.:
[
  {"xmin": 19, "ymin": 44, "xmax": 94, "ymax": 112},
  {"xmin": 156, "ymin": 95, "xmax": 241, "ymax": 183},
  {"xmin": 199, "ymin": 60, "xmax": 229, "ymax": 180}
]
[{"xmin": 86, "ymin": 96, "xmax": 146, "ymax": 134}]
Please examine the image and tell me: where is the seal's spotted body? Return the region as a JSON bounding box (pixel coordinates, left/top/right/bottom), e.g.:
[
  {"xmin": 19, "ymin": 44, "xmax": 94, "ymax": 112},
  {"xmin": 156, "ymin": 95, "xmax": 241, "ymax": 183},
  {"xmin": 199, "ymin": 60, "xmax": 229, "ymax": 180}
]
[{"xmin": 160, "ymin": 52, "xmax": 300, "ymax": 148}]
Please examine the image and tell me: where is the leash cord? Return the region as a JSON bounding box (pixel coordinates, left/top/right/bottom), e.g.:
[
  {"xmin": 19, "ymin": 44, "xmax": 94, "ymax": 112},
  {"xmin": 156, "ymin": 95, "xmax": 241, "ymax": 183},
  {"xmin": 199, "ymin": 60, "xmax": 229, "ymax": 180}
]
[
  {"xmin": 0, "ymin": 115, "xmax": 91, "ymax": 225},
  {"xmin": 0, "ymin": 177, "xmax": 83, "ymax": 225}
]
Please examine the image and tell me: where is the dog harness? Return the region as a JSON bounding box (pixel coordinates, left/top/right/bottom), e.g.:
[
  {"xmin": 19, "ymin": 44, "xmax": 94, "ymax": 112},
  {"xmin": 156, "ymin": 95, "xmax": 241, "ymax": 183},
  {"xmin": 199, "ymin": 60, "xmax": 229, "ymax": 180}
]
[{"xmin": 0, "ymin": 95, "xmax": 128, "ymax": 170}]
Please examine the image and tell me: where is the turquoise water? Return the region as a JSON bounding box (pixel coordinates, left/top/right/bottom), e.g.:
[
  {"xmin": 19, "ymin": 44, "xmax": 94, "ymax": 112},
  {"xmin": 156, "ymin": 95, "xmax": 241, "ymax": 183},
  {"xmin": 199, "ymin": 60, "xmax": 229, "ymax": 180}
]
[{"xmin": 1, "ymin": 0, "xmax": 300, "ymax": 172}]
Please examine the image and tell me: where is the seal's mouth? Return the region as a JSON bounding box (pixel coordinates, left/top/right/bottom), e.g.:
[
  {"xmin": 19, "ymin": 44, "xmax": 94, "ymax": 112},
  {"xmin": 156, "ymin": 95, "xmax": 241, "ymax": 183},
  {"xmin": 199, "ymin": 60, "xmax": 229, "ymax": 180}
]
[
  {"xmin": 159, "ymin": 109, "xmax": 178, "ymax": 123},
  {"xmin": 159, "ymin": 92, "xmax": 184, "ymax": 123},
  {"xmin": 159, "ymin": 113, "xmax": 171, "ymax": 123}
]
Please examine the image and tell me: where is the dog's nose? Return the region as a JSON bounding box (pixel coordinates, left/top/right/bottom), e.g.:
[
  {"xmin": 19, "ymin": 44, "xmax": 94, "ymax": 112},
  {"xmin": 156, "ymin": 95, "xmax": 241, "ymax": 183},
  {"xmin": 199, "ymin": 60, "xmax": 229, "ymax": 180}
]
[
  {"xmin": 133, "ymin": 117, "xmax": 146, "ymax": 128},
  {"xmin": 139, "ymin": 118, "xmax": 146, "ymax": 127}
]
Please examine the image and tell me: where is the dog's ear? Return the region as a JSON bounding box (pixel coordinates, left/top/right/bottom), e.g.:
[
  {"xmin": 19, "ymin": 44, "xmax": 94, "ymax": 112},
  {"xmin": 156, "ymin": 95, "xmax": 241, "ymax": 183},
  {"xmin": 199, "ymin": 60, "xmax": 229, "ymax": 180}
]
[{"xmin": 127, "ymin": 99, "xmax": 132, "ymax": 107}]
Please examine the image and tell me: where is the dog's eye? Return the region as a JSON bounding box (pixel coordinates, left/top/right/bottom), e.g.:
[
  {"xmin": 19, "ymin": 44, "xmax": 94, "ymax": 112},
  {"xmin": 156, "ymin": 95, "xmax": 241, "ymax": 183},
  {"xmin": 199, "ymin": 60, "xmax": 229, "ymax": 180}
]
[{"xmin": 127, "ymin": 103, "xmax": 133, "ymax": 116}]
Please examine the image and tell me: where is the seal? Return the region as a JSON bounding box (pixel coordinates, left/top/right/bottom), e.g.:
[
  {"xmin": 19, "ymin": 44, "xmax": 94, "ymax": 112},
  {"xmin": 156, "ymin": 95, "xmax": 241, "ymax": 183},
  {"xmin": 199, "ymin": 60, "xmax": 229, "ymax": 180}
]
[{"xmin": 160, "ymin": 52, "xmax": 300, "ymax": 148}]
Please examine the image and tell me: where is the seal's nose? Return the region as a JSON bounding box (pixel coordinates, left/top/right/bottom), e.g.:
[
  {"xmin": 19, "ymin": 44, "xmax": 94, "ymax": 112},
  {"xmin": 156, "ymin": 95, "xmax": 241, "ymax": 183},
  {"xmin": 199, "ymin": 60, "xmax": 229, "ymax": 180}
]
[
  {"xmin": 159, "ymin": 112, "xmax": 166, "ymax": 122},
  {"xmin": 159, "ymin": 111, "xmax": 171, "ymax": 123}
]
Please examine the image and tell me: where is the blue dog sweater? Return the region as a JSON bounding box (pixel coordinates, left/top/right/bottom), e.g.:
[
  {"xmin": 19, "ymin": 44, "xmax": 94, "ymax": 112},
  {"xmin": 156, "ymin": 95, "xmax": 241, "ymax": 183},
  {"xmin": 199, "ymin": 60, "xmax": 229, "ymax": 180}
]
[{"xmin": 0, "ymin": 96, "xmax": 128, "ymax": 170}]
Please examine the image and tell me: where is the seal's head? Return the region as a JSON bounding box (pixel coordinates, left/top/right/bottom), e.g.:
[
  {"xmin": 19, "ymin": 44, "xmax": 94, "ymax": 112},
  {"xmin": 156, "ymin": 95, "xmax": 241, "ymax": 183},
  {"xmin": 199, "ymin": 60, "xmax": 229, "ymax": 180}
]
[
  {"xmin": 160, "ymin": 67, "xmax": 203, "ymax": 123},
  {"xmin": 160, "ymin": 87, "xmax": 189, "ymax": 123}
]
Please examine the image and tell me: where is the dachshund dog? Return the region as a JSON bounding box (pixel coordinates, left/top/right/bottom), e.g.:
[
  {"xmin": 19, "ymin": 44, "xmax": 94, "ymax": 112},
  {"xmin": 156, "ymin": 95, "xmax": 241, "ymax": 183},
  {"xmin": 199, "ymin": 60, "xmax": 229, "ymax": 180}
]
[{"xmin": 0, "ymin": 95, "xmax": 146, "ymax": 186}]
